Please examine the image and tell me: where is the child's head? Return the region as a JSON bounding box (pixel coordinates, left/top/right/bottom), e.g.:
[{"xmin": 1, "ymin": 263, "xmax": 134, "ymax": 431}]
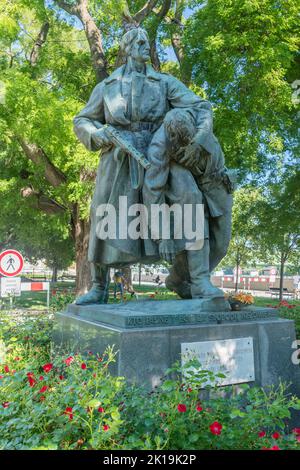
[{"xmin": 164, "ymin": 109, "xmax": 196, "ymax": 147}]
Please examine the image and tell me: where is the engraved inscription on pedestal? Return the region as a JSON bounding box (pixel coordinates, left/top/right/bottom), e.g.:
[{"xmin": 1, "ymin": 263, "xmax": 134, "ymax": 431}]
[{"xmin": 181, "ymin": 337, "xmax": 255, "ymax": 386}]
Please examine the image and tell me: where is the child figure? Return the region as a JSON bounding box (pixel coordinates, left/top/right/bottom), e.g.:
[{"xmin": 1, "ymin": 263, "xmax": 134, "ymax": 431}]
[{"xmin": 143, "ymin": 108, "xmax": 234, "ymax": 298}]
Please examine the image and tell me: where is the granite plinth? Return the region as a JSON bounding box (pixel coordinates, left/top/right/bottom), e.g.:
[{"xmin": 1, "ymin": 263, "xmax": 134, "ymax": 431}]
[
  {"xmin": 53, "ymin": 299, "xmax": 300, "ymax": 397},
  {"xmin": 64, "ymin": 298, "xmax": 278, "ymax": 329}
]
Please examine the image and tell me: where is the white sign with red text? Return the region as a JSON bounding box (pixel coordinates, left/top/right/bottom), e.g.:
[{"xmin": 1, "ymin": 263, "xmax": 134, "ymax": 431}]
[{"xmin": 1, "ymin": 277, "xmax": 21, "ymax": 297}]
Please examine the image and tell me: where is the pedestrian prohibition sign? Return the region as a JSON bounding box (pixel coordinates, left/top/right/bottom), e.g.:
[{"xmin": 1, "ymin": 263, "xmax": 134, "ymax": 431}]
[{"xmin": 0, "ymin": 250, "xmax": 24, "ymax": 277}]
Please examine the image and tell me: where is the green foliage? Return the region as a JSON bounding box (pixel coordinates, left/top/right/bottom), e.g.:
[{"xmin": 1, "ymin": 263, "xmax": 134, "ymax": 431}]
[
  {"xmin": 0, "ymin": 0, "xmax": 97, "ymax": 268},
  {"xmin": 254, "ymin": 170, "xmax": 300, "ymax": 271},
  {"xmin": 278, "ymin": 301, "xmax": 300, "ymax": 339},
  {"xmin": 1, "ymin": 313, "xmax": 300, "ymax": 450},
  {"xmin": 220, "ymin": 186, "xmax": 263, "ymax": 270},
  {"xmin": 185, "ymin": 0, "xmax": 300, "ymax": 173},
  {"xmin": 0, "ymin": 0, "xmax": 299, "ymax": 280}
]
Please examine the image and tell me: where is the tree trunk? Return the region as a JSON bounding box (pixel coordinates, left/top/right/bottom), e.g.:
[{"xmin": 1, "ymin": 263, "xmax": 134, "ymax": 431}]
[
  {"xmin": 150, "ymin": 39, "xmax": 161, "ymax": 70},
  {"xmin": 72, "ymin": 206, "xmax": 91, "ymax": 295},
  {"xmin": 279, "ymin": 252, "xmax": 285, "ymax": 302},
  {"xmin": 79, "ymin": 7, "xmax": 108, "ymax": 82},
  {"xmin": 51, "ymin": 266, "xmax": 58, "ymax": 283},
  {"xmin": 235, "ymin": 256, "xmax": 240, "ymax": 293}
]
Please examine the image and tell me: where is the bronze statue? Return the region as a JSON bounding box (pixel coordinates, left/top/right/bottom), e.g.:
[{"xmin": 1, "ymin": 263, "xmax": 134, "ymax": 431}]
[{"xmin": 73, "ymin": 27, "xmax": 233, "ymax": 304}]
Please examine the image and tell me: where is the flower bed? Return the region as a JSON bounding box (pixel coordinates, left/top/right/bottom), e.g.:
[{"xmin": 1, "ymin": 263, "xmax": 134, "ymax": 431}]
[{"xmin": 0, "ymin": 313, "xmax": 300, "ymax": 450}]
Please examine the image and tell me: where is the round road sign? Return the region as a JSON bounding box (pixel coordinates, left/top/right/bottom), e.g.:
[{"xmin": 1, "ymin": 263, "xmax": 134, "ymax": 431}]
[{"xmin": 0, "ymin": 250, "xmax": 24, "ymax": 277}]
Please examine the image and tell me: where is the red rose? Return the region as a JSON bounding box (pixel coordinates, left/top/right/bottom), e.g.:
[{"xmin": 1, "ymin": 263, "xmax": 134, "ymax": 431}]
[
  {"xmin": 258, "ymin": 431, "xmax": 266, "ymax": 438},
  {"xmin": 0, "ymin": 376, "xmax": 3, "ymax": 379},
  {"xmin": 59, "ymin": 375, "xmax": 65, "ymax": 380},
  {"xmin": 103, "ymin": 424, "xmax": 109, "ymax": 431},
  {"xmin": 177, "ymin": 404, "xmax": 187, "ymax": 413},
  {"xmin": 38, "ymin": 385, "xmax": 48, "ymax": 394},
  {"xmin": 4, "ymin": 365, "xmax": 9, "ymax": 373},
  {"xmin": 296, "ymin": 436, "xmax": 300, "ymax": 443},
  {"xmin": 28, "ymin": 377, "xmax": 36, "ymax": 387},
  {"xmin": 81, "ymin": 363, "xmax": 87, "ymax": 370},
  {"xmin": 39, "ymin": 376, "xmax": 44, "ymax": 381},
  {"xmin": 272, "ymin": 432, "xmax": 280, "ymax": 440},
  {"xmin": 271, "ymin": 445, "xmax": 280, "ymax": 450},
  {"xmin": 209, "ymin": 421, "xmax": 222, "ymax": 435},
  {"xmin": 64, "ymin": 407, "xmax": 73, "ymax": 420},
  {"xmin": 27, "ymin": 373, "xmax": 36, "ymax": 387},
  {"xmin": 293, "ymin": 428, "xmax": 300, "ymax": 436},
  {"xmin": 2, "ymin": 402, "xmax": 9, "ymax": 408},
  {"xmin": 196, "ymin": 404, "xmax": 203, "ymax": 412},
  {"xmin": 187, "ymin": 387, "xmax": 193, "ymax": 393},
  {"xmin": 64, "ymin": 356, "xmax": 74, "ymax": 366},
  {"xmin": 98, "ymin": 407, "xmax": 104, "ymax": 413},
  {"xmin": 42, "ymin": 363, "xmax": 53, "ymax": 373}
]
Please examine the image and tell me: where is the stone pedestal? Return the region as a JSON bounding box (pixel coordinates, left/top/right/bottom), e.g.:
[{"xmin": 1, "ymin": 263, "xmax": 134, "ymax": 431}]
[{"xmin": 53, "ymin": 299, "xmax": 300, "ymax": 394}]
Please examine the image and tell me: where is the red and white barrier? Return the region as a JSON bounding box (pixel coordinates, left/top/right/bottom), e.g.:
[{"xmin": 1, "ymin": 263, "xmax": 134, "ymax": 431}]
[
  {"xmin": 0, "ymin": 279, "xmax": 50, "ymax": 308},
  {"xmin": 21, "ymin": 282, "xmax": 49, "ymax": 292}
]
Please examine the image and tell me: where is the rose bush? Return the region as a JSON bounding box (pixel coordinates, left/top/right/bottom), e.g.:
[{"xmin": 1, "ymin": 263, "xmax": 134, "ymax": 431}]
[{"xmin": 1, "ymin": 313, "xmax": 300, "ymax": 450}]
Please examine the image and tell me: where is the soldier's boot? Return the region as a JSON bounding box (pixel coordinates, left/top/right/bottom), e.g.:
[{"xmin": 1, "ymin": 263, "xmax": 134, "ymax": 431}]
[
  {"xmin": 187, "ymin": 240, "xmax": 224, "ymax": 298},
  {"xmin": 165, "ymin": 252, "xmax": 192, "ymax": 299},
  {"xmin": 75, "ymin": 264, "xmax": 110, "ymax": 305},
  {"xmin": 165, "ymin": 277, "xmax": 192, "ymax": 299}
]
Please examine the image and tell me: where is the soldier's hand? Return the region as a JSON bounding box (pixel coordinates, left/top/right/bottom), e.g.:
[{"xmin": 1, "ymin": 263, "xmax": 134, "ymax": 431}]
[
  {"xmin": 159, "ymin": 240, "xmax": 176, "ymax": 265},
  {"xmin": 92, "ymin": 128, "xmax": 111, "ymax": 148}
]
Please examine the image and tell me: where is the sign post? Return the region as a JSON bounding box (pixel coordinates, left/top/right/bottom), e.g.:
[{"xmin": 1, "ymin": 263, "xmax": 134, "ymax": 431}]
[{"xmin": 0, "ymin": 250, "xmax": 24, "ymax": 308}]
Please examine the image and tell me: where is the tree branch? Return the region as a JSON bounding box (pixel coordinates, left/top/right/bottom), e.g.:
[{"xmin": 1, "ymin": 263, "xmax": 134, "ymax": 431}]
[
  {"xmin": 0, "ymin": 232, "xmax": 15, "ymax": 252},
  {"xmin": 150, "ymin": 0, "xmax": 172, "ymax": 70},
  {"xmin": 168, "ymin": 0, "xmax": 192, "ymax": 84},
  {"xmin": 21, "ymin": 187, "xmax": 67, "ymax": 214},
  {"xmin": 29, "ymin": 22, "xmax": 50, "ymax": 66},
  {"xmin": 133, "ymin": 0, "xmax": 161, "ymax": 24},
  {"xmin": 56, "ymin": 0, "xmax": 107, "ymax": 82},
  {"xmin": 170, "ymin": 0, "xmax": 185, "ymax": 63},
  {"xmin": 18, "ymin": 138, "xmax": 66, "ymax": 187}
]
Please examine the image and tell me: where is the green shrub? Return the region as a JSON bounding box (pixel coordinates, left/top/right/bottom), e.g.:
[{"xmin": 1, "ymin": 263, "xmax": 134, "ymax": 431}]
[
  {"xmin": 50, "ymin": 292, "xmax": 76, "ymax": 312},
  {"xmin": 278, "ymin": 302, "xmax": 300, "ymax": 340},
  {"xmin": 1, "ymin": 313, "xmax": 300, "ymax": 450},
  {"xmin": 0, "ymin": 314, "xmax": 300, "ymax": 450}
]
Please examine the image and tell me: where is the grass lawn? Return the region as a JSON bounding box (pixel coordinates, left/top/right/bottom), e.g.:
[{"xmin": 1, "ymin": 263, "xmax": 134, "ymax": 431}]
[{"xmin": 1, "ymin": 283, "xmax": 299, "ymax": 338}]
